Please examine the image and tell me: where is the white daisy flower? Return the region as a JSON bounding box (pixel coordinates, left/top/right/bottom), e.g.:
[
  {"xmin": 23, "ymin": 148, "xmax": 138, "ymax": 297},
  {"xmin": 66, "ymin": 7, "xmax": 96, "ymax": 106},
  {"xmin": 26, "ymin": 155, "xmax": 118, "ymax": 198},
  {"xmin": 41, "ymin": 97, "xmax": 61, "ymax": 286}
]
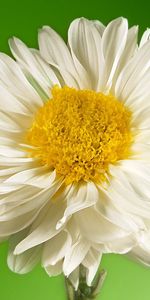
[{"xmin": 0, "ymin": 17, "xmax": 150, "ymax": 293}]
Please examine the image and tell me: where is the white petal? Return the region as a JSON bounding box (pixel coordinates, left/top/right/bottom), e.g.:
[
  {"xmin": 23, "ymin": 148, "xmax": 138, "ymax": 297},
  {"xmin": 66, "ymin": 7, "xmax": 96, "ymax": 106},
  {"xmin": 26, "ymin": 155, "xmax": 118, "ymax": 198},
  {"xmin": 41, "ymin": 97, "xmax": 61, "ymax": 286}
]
[
  {"xmin": 127, "ymin": 75, "xmax": 150, "ymax": 117},
  {"xmin": 129, "ymin": 245, "xmax": 150, "ymax": 266},
  {"xmin": 68, "ymin": 17, "xmax": 104, "ymax": 90},
  {"xmin": 130, "ymin": 143, "xmax": 150, "ymax": 160},
  {"xmin": 93, "ymin": 20, "xmax": 105, "ymax": 36},
  {"xmin": 82, "ymin": 248, "xmax": 102, "ymax": 286},
  {"xmin": 0, "ymin": 208, "xmax": 40, "ymax": 236},
  {"xmin": 63, "ymin": 237, "xmax": 90, "ymax": 276},
  {"xmin": 75, "ymin": 206, "xmax": 130, "ymax": 244},
  {"xmin": 38, "ymin": 25, "xmax": 80, "ymax": 88},
  {"xmin": 56, "ymin": 182, "xmax": 98, "ymax": 230},
  {"xmin": 101, "ymin": 17, "xmax": 128, "ymax": 91},
  {"xmin": 66, "ymin": 217, "xmax": 80, "ymax": 244},
  {"xmin": 135, "ymin": 129, "xmax": 150, "ymax": 144},
  {"xmin": 0, "ymin": 84, "xmax": 31, "ymax": 115},
  {"xmin": 7, "ymin": 228, "xmax": 41, "ymax": 273},
  {"xmin": 0, "ymin": 157, "xmax": 35, "ymax": 167},
  {"xmin": 0, "ymin": 111, "xmax": 25, "ymax": 134},
  {"xmin": 115, "ymin": 41, "xmax": 150, "ymax": 102},
  {"xmin": 129, "ymin": 79, "xmax": 150, "ymax": 126},
  {"xmin": 9, "ymin": 37, "xmax": 59, "ymax": 96},
  {"xmin": 117, "ymin": 160, "xmax": 150, "ymax": 200},
  {"xmin": 0, "ymin": 111, "xmax": 32, "ymax": 134},
  {"xmin": 139, "ymin": 28, "xmax": 150, "ymax": 48},
  {"xmin": 0, "ymin": 145, "xmax": 26, "ymax": 158},
  {"xmin": 68, "ymin": 267, "xmax": 79, "ymax": 290},
  {"xmin": 96, "ymin": 186, "xmax": 140, "ymax": 232},
  {"xmin": 14, "ymin": 190, "xmax": 67, "ymax": 254},
  {"xmin": 5, "ymin": 167, "xmax": 56, "ymax": 188},
  {"xmin": 120, "ymin": 160, "xmax": 150, "ymax": 184},
  {"xmin": 108, "ymin": 164, "xmax": 150, "ymax": 220},
  {"xmin": 0, "ymin": 179, "xmax": 62, "ymax": 221},
  {"xmin": 0, "ymin": 163, "xmax": 38, "ymax": 188},
  {"xmin": 0, "ymin": 185, "xmax": 40, "ymax": 205},
  {"xmin": 31, "ymin": 49, "xmax": 60, "ymax": 87},
  {"xmin": 39, "ymin": 26, "xmax": 74, "ymax": 70},
  {"xmin": 104, "ymin": 234, "xmax": 137, "ymax": 254},
  {"xmin": 0, "ymin": 113, "xmax": 20, "ymax": 133},
  {"xmin": 0, "ymin": 53, "xmax": 43, "ymax": 111},
  {"xmin": 45, "ymin": 260, "xmax": 63, "ymax": 276},
  {"xmin": 0, "ymin": 182, "xmax": 24, "ymax": 194},
  {"xmin": 111, "ymin": 26, "xmax": 138, "ymax": 90},
  {"xmin": 42, "ymin": 230, "xmax": 71, "ymax": 267}
]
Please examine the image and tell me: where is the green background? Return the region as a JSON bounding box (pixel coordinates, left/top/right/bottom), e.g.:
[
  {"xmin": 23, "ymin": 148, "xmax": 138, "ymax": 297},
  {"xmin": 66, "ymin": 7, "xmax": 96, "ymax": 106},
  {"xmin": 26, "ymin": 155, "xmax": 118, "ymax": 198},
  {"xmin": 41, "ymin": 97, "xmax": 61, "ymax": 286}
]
[{"xmin": 0, "ymin": 0, "xmax": 150, "ymax": 299}]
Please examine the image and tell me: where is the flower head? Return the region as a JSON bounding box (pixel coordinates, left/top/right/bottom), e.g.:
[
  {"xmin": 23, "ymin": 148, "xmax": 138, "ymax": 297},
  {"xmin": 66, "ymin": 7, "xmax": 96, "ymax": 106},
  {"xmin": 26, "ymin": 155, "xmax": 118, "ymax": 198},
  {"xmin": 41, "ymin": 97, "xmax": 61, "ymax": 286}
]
[
  {"xmin": 27, "ymin": 85, "xmax": 132, "ymax": 184},
  {"xmin": 0, "ymin": 17, "xmax": 150, "ymax": 288}
]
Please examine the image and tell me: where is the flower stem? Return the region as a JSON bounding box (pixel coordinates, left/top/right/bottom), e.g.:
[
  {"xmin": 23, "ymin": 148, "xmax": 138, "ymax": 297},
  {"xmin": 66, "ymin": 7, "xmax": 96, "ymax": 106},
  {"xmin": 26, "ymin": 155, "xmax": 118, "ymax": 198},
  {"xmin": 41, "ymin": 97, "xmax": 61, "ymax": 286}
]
[{"xmin": 65, "ymin": 266, "xmax": 107, "ymax": 300}]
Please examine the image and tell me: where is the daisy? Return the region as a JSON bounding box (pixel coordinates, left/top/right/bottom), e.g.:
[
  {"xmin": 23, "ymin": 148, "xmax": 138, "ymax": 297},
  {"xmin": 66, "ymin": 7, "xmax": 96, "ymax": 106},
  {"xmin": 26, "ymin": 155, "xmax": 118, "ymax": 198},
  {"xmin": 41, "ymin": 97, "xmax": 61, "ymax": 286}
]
[{"xmin": 0, "ymin": 17, "xmax": 150, "ymax": 296}]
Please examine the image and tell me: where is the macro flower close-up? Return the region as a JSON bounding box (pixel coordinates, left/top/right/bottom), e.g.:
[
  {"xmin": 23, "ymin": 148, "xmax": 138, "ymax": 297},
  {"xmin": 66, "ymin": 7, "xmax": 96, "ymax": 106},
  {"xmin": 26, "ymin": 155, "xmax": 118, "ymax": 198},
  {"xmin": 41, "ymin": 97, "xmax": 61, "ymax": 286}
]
[{"xmin": 0, "ymin": 16, "xmax": 150, "ymax": 299}]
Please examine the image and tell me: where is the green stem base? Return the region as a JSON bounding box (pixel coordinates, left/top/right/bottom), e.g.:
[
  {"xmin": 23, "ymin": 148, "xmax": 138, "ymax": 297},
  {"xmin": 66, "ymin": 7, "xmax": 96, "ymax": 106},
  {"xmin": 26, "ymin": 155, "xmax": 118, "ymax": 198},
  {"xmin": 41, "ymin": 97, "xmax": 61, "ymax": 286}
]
[{"xmin": 65, "ymin": 267, "xmax": 107, "ymax": 300}]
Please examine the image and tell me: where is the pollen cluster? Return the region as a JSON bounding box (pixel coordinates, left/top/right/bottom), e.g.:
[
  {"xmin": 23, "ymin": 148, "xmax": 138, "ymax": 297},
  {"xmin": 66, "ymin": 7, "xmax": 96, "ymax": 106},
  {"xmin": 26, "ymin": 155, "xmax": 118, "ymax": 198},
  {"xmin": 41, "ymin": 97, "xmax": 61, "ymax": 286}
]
[{"xmin": 26, "ymin": 86, "xmax": 132, "ymax": 184}]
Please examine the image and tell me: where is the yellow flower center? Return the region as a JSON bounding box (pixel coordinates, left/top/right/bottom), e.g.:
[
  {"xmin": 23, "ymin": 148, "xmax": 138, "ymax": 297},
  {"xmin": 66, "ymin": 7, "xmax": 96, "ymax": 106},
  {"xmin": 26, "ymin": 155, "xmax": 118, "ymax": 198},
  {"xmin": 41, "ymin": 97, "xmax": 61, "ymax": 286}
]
[{"xmin": 26, "ymin": 86, "xmax": 132, "ymax": 185}]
